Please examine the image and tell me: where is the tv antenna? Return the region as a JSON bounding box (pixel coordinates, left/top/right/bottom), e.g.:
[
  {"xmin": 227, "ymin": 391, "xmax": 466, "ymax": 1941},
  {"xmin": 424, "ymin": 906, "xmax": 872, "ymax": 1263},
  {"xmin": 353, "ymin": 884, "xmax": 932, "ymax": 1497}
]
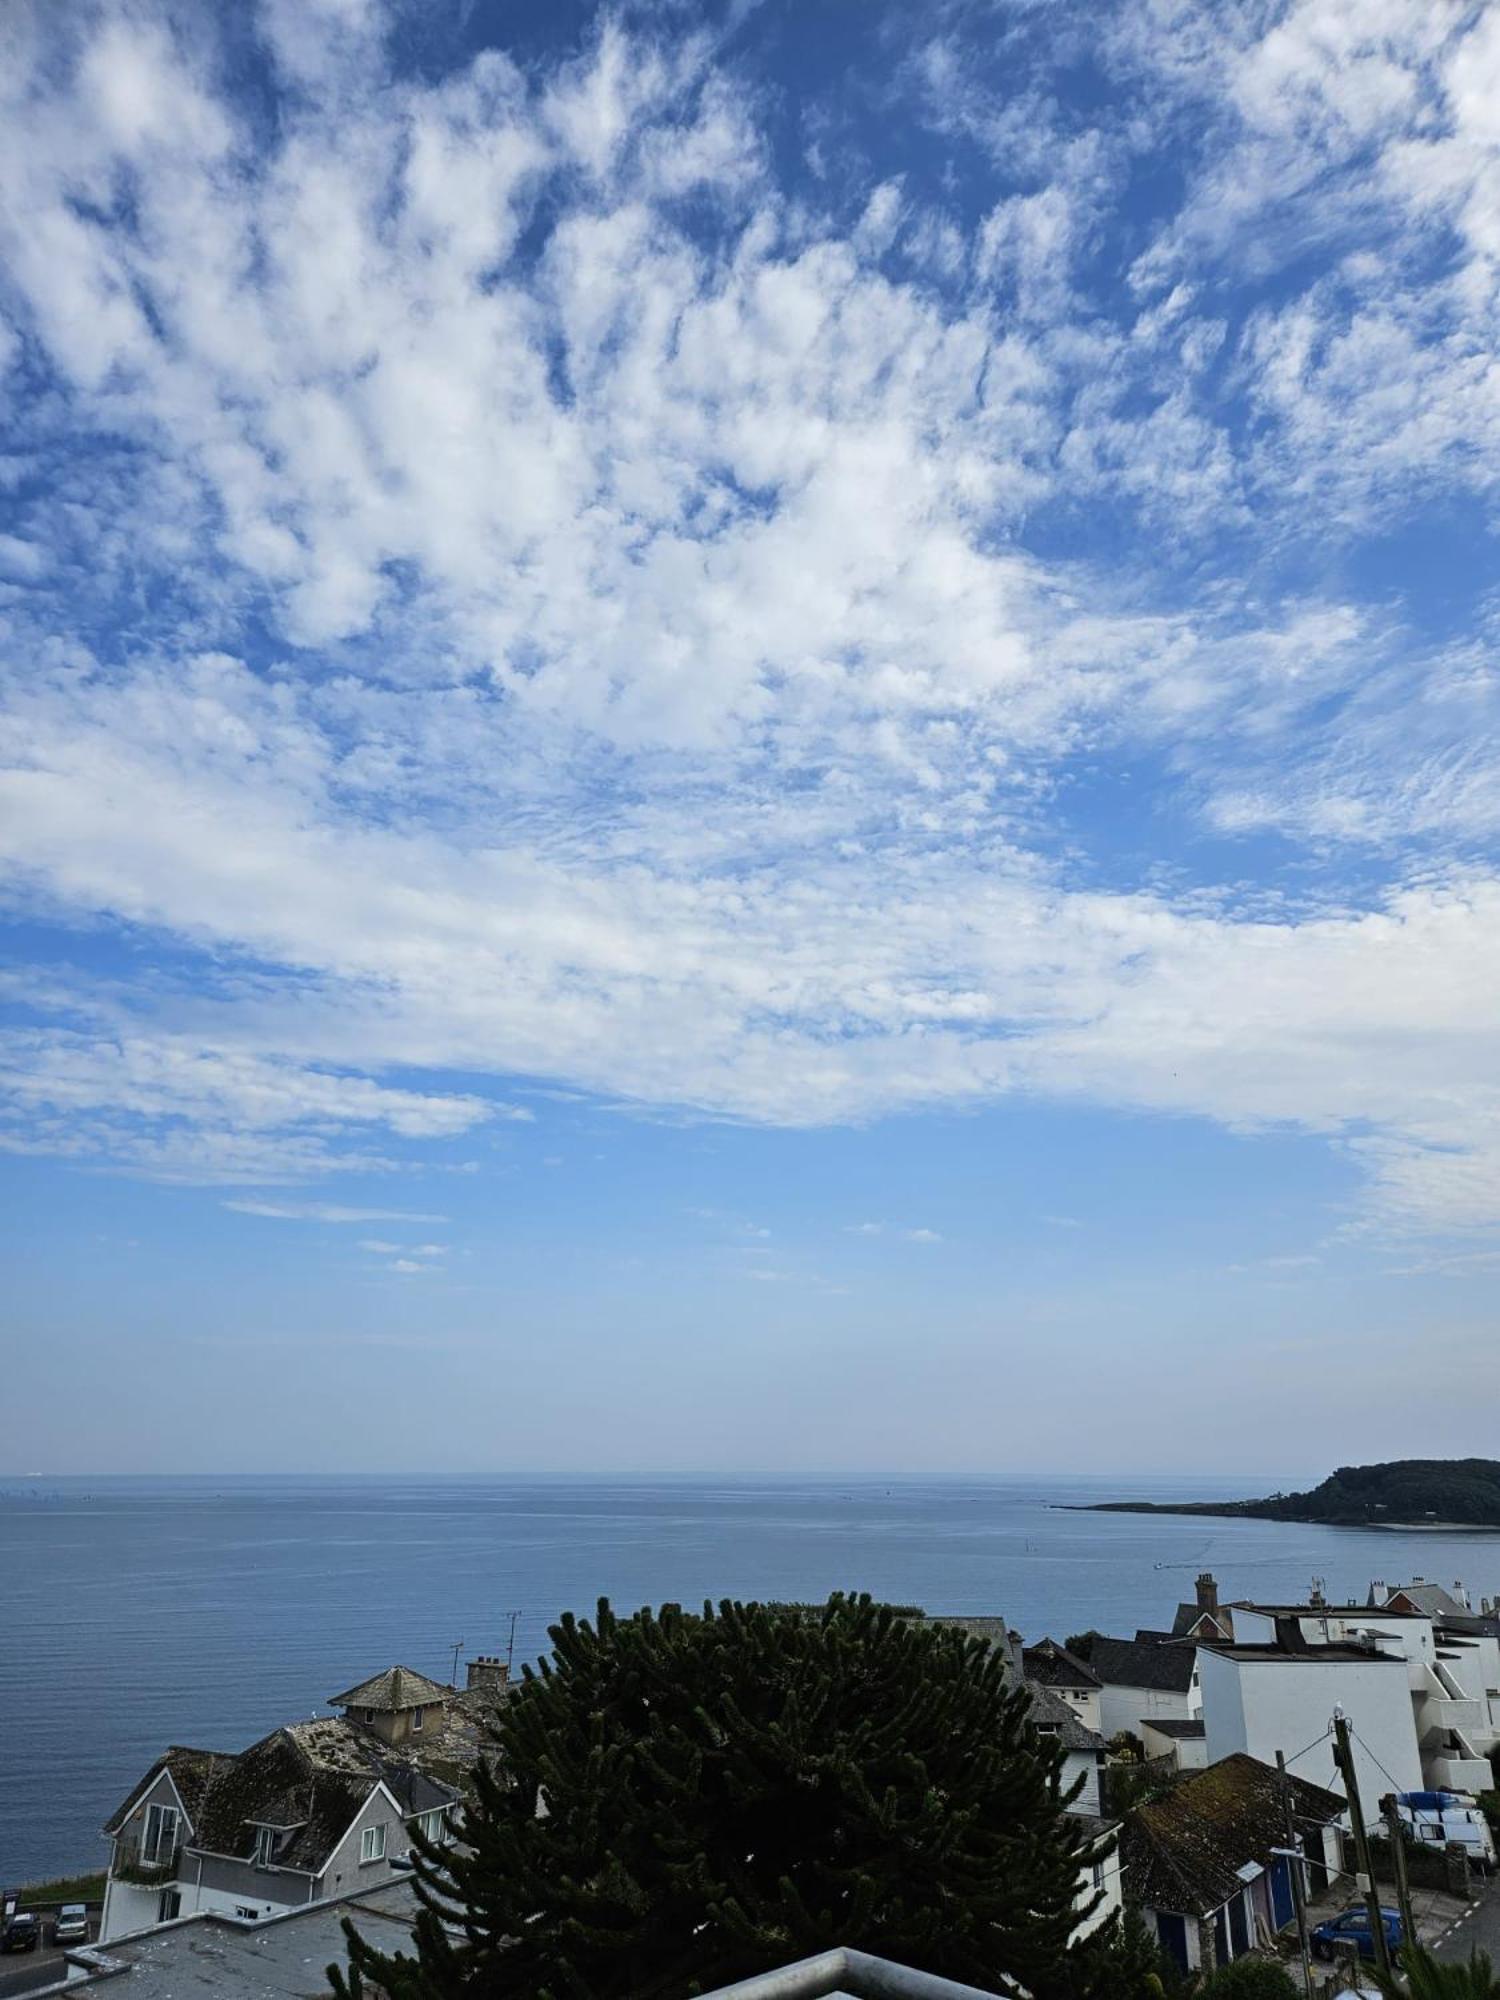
[{"xmin": 449, "ymin": 1636, "xmax": 465, "ymax": 1686}]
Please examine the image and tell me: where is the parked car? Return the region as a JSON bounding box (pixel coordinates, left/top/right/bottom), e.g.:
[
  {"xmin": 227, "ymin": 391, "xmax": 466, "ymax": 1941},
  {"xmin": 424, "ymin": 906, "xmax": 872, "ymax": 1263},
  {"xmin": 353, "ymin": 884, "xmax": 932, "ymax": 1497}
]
[
  {"xmin": 53, "ymin": 1904, "xmax": 91, "ymax": 1945},
  {"xmin": 0, "ymin": 1912, "xmax": 40, "ymax": 1954},
  {"xmin": 1310, "ymin": 1906, "xmax": 1405, "ymax": 1963}
]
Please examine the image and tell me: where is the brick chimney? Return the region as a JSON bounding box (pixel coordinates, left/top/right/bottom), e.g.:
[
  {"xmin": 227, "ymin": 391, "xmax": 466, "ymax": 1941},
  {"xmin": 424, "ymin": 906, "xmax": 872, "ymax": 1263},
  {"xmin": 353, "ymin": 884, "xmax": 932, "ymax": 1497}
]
[
  {"xmin": 467, "ymin": 1655, "xmax": 509, "ymax": 1692},
  {"xmin": 1195, "ymin": 1572, "xmax": 1219, "ymax": 1615}
]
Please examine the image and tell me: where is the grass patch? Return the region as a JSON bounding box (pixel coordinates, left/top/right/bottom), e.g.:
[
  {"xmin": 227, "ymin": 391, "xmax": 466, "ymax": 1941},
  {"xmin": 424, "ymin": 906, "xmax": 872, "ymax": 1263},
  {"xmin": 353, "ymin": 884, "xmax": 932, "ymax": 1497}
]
[{"xmin": 15, "ymin": 1870, "xmax": 106, "ymax": 1906}]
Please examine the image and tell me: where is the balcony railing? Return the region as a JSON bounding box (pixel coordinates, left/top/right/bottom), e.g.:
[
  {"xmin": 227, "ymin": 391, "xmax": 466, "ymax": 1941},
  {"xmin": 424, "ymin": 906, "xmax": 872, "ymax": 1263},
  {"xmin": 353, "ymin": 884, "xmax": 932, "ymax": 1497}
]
[{"xmin": 112, "ymin": 1837, "xmax": 182, "ymax": 1885}]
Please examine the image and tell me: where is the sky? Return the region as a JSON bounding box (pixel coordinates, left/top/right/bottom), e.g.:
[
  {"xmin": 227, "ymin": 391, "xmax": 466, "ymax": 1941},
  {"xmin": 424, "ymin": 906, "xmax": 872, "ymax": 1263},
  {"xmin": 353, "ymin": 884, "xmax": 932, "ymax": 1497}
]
[{"xmin": 2, "ymin": 0, "xmax": 1499, "ymax": 1476}]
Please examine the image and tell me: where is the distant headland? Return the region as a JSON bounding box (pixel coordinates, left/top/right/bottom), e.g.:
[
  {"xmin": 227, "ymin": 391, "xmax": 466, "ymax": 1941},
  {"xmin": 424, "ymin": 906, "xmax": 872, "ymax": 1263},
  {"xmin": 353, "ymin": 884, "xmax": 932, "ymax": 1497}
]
[{"xmin": 1063, "ymin": 1458, "xmax": 1500, "ymax": 1530}]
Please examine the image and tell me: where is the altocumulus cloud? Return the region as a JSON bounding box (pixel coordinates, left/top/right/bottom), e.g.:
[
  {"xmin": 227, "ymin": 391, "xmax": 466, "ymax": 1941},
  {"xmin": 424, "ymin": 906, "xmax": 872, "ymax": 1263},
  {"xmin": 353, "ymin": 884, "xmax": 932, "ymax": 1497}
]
[{"xmin": 0, "ymin": 0, "xmax": 1497, "ymax": 1228}]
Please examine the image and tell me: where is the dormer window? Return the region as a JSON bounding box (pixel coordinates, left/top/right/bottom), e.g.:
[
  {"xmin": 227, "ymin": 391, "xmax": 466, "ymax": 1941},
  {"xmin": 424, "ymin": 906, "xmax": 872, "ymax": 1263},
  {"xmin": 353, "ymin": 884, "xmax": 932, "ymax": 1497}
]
[{"xmin": 253, "ymin": 1827, "xmax": 277, "ymax": 1868}]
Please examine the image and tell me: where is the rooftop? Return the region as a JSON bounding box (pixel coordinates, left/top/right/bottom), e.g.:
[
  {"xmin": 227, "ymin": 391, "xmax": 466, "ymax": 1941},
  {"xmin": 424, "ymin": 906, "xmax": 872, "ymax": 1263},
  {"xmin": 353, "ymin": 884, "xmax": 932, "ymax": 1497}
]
[
  {"xmin": 1087, "ymin": 1636, "xmax": 1198, "ymax": 1694},
  {"xmin": 328, "ymin": 1665, "xmax": 454, "ymax": 1712},
  {"xmin": 1124, "ymin": 1752, "xmax": 1345, "ymax": 1918},
  {"xmin": 1021, "ymin": 1640, "xmax": 1101, "ymax": 1691},
  {"xmin": 1140, "ymin": 1717, "xmax": 1206, "ymax": 1739},
  {"xmin": 63, "ymin": 1879, "xmax": 421, "ymax": 1997}
]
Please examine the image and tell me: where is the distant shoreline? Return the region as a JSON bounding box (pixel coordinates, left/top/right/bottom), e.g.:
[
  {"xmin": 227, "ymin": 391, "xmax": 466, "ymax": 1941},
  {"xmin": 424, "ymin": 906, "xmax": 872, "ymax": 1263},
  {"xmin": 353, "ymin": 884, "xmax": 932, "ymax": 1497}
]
[{"xmin": 1055, "ymin": 1503, "xmax": 1500, "ymax": 1533}]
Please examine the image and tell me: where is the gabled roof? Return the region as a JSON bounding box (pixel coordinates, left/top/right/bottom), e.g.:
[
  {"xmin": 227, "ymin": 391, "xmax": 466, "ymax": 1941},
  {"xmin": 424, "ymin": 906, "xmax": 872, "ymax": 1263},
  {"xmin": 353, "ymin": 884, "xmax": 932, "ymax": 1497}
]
[
  {"xmin": 1025, "ymin": 1681, "xmax": 1106, "ymax": 1753},
  {"xmin": 103, "ymin": 1746, "xmax": 237, "ymax": 1836},
  {"xmin": 328, "ymin": 1665, "xmax": 453, "ymax": 1712},
  {"xmin": 1089, "ymin": 1636, "xmax": 1198, "ymax": 1694},
  {"xmin": 1140, "ymin": 1717, "xmax": 1206, "ymax": 1740},
  {"xmin": 1123, "ymin": 1752, "xmax": 1344, "ymax": 1917},
  {"xmin": 1023, "ymin": 1640, "xmax": 1102, "ymax": 1691},
  {"xmin": 109, "ymin": 1720, "xmax": 461, "ymax": 1876}
]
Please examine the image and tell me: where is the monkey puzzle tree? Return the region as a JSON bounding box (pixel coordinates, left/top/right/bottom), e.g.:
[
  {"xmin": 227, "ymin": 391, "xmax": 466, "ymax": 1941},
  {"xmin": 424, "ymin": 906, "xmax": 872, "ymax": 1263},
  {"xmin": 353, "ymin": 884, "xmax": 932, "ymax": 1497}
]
[{"xmin": 331, "ymin": 1593, "xmax": 1129, "ymax": 2000}]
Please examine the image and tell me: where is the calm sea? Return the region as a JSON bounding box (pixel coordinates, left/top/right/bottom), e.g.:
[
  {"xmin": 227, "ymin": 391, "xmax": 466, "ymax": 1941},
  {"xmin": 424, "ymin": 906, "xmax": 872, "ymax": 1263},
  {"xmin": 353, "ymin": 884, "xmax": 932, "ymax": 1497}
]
[{"xmin": 5, "ymin": 1472, "xmax": 1500, "ymax": 1887}]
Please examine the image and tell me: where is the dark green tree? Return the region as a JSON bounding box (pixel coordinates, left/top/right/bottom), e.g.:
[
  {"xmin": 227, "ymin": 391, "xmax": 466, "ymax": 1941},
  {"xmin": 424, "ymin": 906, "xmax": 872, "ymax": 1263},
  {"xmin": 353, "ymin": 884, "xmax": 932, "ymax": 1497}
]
[
  {"xmin": 331, "ymin": 1593, "xmax": 1123, "ymax": 2000},
  {"xmin": 1195, "ymin": 1959, "xmax": 1300, "ymax": 2000},
  {"xmin": 1373, "ymin": 1946, "xmax": 1500, "ymax": 2000}
]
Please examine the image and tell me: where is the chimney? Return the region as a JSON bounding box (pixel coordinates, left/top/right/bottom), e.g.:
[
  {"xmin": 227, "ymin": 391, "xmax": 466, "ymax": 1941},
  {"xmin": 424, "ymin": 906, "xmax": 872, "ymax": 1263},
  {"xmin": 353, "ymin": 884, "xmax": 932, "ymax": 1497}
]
[
  {"xmin": 467, "ymin": 1655, "xmax": 509, "ymax": 1692},
  {"xmin": 1195, "ymin": 1572, "xmax": 1219, "ymax": 1615}
]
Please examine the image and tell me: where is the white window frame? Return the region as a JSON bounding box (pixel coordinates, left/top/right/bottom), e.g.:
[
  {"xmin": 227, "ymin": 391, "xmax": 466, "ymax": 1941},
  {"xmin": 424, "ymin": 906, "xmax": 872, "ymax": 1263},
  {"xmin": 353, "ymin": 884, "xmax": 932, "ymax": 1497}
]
[
  {"xmin": 419, "ymin": 1808, "xmax": 445, "ymax": 1843},
  {"xmin": 143, "ymin": 1803, "xmax": 179, "ymax": 1865},
  {"xmin": 360, "ymin": 1823, "xmax": 387, "ymax": 1865},
  {"xmin": 253, "ymin": 1826, "xmax": 276, "ymax": 1868},
  {"xmin": 410, "ymin": 1705, "xmax": 423, "ymax": 1733}
]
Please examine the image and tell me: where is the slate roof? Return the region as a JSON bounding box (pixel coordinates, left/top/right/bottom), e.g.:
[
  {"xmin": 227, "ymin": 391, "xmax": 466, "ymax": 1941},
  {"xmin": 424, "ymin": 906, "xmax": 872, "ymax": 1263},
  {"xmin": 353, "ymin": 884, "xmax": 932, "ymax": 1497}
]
[
  {"xmin": 1139, "ymin": 1717, "xmax": 1206, "ymax": 1740},
  {"xmin": 107, "ymin": 1720, "xmax": 460, "ymax": 1875},
  {"xmin": 1088, "ymin": 1636, "xmax": 1198, "ymax": 1694},
  {"xmin": 1123, "ymin": 1752, "xmax": 1344, "ymax": 1917},
  {"xmin": 1023, "ymin": 1640, "xmax": 1102, "ymax": 1691},
  {"xmin": 103, "ymin": 1748, "xmax": 238, "ymax": 1837},
  {"xmin": 328, "ymin": 1665, "xmax": 453, "ymax": 1712},
  {"xmin": 1026, "ymin": 1682, "xmax": 1106, "ymax": 1753}
]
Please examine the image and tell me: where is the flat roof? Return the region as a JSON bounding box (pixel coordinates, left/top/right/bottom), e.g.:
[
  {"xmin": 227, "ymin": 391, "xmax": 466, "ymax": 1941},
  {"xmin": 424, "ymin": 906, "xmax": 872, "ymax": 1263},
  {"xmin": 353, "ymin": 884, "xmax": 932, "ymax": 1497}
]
[
  {"xmin": 1203, "ymin": 1643, "xmax": 1404, "ymax": 1664},
  {"xmin": 65, "ymin": 1880, "xmax": 419, "ymax": 1996}
]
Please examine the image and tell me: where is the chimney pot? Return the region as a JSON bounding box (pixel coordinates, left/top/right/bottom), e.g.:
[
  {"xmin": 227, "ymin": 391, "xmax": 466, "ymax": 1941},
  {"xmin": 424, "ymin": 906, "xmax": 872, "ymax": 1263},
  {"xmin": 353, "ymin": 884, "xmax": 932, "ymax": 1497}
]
[
  {"xmin": 467, "ymin": 1655, "xmax": 509, "ymax": 1691},
  {"xmin": 1195, "ymin": 1572, "xmax": 1219, "ymax": 1614}
]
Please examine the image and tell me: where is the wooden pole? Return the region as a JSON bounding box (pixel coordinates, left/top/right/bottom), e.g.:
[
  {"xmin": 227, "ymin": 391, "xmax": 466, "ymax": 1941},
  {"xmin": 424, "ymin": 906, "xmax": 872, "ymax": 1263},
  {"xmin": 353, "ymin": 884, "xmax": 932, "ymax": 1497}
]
[
  {"xmin": 1332, "ymin": 1710, "xmax": 1392, "ymax": 1978},
  {"xmin": 1277, "ymin": 1750, "xmax": 1315, "ymax": 2000}
]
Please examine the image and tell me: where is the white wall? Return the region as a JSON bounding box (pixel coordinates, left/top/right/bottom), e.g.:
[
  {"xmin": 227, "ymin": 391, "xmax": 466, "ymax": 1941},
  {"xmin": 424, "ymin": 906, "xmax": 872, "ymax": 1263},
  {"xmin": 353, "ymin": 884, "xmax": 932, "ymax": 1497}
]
[
  {"xmin": 1199, "ymin": 1650, "xmax": 1422, "ymax": 1804},
  {"xmin": 1072, "ymin": 1840, "xmax": 1123, "ymax": 1943},
  {"xmin": 1097, "ymin": 1681, "xmax": 1195, "ymax": 1740},
  {"xmin": 1061, "ymin": 1748, "xmax": 1101, "ymax": 1817}
]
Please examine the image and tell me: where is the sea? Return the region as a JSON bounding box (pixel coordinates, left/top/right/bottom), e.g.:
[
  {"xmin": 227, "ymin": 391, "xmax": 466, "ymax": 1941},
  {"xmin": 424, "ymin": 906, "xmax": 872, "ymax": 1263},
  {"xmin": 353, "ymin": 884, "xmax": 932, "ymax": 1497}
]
[{"xmin": 5, "ymin": 1471, "xmax": 1500, "ymax": 1889}]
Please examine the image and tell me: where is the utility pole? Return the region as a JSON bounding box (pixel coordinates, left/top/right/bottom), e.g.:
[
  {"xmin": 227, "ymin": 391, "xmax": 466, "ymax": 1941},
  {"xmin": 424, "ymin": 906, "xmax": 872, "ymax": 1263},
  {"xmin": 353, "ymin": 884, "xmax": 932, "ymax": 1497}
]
[
  {"xmin": 449, "ymin": 1636, "xmax": 464, "ymax": 1687},
  {"xmin": 1331, "ymin": 1708, "xmax": 1392, "ymax": 1978},
  {"xmin": 1381, "ymin": 1793, "xmax": 1417, "ymax": 1946},
  {"xmin": 506, "ymin": 1610, "xmax": 519, "ymax": 1673},
  {"xmin": 1276, "ymin": 1749, "xmax": 1315, "ymax": 2000}
]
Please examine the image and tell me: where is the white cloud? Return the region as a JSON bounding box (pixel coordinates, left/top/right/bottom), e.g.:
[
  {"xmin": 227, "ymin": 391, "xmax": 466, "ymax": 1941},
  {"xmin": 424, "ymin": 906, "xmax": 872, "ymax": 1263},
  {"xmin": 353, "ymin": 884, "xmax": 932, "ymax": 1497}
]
[
  {"xmin": 0, "ymin": 2, "xmax": 1497, "ymax": 1233},
  {"xmin": 225, "ymin": 1201, "xmax": 449, "ymax": 1223}
]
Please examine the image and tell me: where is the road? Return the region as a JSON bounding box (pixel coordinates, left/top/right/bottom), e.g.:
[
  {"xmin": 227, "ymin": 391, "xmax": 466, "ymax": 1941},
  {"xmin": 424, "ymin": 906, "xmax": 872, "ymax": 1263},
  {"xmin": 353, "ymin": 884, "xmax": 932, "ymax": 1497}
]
[{"xmin": 1433, "ymin": 1880, "xmax": 1500, "ymax": 1965}]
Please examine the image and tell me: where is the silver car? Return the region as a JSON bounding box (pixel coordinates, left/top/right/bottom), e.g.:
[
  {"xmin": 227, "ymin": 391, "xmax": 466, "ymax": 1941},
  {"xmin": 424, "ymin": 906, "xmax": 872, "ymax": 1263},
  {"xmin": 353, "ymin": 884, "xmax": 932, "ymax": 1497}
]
[{"xmin": 52, "ymin": 1905, "xmax": 90, "ymax": 1946}]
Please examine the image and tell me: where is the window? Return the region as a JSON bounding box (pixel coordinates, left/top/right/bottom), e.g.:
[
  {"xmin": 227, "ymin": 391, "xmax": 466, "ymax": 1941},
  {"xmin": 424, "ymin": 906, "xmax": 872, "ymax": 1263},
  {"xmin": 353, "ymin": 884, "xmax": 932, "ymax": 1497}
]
[
  {"xmin": 411, "ymin": 1705, "xmax": 423, "ymax": 1733},
  {"xmin": 143, "ymin": 1803, "xmax": 179, "ymax": 1865},
  {"xmin": 253, "ymin": 1826, "xmax": 276, "ymax": 1867},
  {"xmin": 235, "ymin": 1906, "xmax": 260, "ymax": 1921},
  {"xmin": 360, "ymin": 1823, "xmax": 387, "ymax": 1865},
  {"xmin": 158, "ymin": 1890, "xmax": 181, "ymax": 1923},
  {"xmin": 419, "ymin": 1809, "xmax": 446, "ymax": 1843}
]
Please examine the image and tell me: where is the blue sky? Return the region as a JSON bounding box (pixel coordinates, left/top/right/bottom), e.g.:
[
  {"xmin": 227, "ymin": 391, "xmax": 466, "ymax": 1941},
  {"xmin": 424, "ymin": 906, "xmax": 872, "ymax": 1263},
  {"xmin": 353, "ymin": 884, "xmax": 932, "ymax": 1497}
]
[{"xmin": 2, "ymin": 0, "xmax": 1499, "ymax": 1474}]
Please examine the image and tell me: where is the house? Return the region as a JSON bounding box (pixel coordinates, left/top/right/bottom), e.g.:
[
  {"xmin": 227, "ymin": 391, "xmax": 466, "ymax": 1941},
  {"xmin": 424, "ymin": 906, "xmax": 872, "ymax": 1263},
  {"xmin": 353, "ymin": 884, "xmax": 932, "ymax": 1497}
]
[
  {"xmin": 98, "ymin": 1656, "xmax": 511, "ymax": 1942},
  {"xmin": 1087, "ymin": 1636, "xmax": 1201, "ymax": 1740},
  {"xmin": 1140, "ymin": 1717, "xmax": 1208, "ymax": 1773},
  {"xmin": 1028, "ymin": 1681, "xmax": 1108, "ymax": 1816},
  {"xmin": 922, "ymin": 1615, "xmax": 1121, "ymax": 1940},
  {"xmin": 1023, "ymin": 1640, "xmax": 1103, "ymax": 1733},
  {"xmin": 1227, "ymin": 1596, "xmax": 1496, "ymax": 1793},
  {"xmin": 1370, "ymin": 1577, "xmax": 1471, "ymax": 1617},
  {"xmin": 1197, "ymin": 1624, "xmax": 1423, "ymax": 1807},
  {"xmin": 1170, "ymin": 1573, "xmax": 1234, "ymax": 1643},
  {"xmin": 1124, "ymin": 1751, "xmax": 1346, "ymax": 1977}
]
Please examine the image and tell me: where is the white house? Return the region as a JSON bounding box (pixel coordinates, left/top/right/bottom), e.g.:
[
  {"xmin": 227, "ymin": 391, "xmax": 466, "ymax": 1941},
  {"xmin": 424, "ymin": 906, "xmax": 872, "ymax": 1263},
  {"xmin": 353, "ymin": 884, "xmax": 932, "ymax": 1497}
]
[
  {"xmin": 1140, "ymin": 1717, "xmax": 1208, "ymax": 1772},
  {"xmin": 1087, "ymin": 1637, "xmax": 1201, "ymax": 1741},
  {"xmin": 1231, "ymin": 1596, "xmax": 1497, "ymax": 1793},
  {"xmin": 1197, "ymin": 1631, "xmax": 1422, "ymax": 1808},
  {"xmin": 98, "ymin": 1663, "xmax": 489, "ymax": 1941}
]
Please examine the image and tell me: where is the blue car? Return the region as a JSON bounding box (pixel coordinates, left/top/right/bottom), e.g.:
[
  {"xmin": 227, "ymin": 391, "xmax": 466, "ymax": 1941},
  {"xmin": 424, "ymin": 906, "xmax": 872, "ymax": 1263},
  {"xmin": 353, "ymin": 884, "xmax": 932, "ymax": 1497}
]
[{"xmin": 1309, "ymin": 1906, "xmax": 1405, "ymax": 1962}]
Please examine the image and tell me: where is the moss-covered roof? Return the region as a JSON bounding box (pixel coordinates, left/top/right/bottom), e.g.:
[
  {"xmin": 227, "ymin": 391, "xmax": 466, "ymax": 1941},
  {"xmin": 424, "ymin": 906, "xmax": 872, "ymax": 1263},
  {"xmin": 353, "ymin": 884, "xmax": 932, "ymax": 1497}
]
[{"xmin": 1123, "ymin": 1751, "xmax": 1344, "ymax": 1917}]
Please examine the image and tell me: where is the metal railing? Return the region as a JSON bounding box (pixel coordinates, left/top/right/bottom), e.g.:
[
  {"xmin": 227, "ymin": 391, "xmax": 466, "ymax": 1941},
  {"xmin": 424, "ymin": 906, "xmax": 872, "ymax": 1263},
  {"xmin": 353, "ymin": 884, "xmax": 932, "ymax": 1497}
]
[
  {"xmin": 112, "ymin": 1837, "xmax": 182, "ymax": 1885},
  {"xmin": 699, "ymin": 1949, "xmax": 1014, "ymax": 1999}
]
